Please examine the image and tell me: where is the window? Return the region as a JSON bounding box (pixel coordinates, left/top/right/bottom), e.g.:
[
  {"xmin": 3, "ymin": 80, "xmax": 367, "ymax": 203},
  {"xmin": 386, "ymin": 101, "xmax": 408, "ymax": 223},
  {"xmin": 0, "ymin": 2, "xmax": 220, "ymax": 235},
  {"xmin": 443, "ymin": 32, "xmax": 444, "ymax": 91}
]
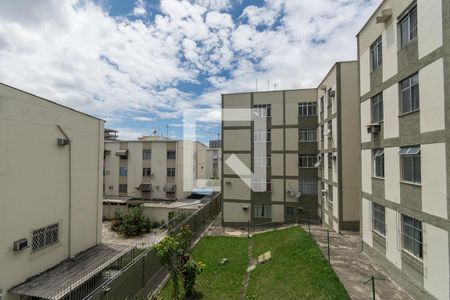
[
  {"xmin": 119, "ymin": 184, "xmax": 127, "ymax": 193},
  {"xmin": 327, "ymin": 184, "xmax": 333, "ymax": 203},
  {"xmin": 327, "ymin": 121, "xmax": 332, "ymax": 139},
  {"xmin": 167, "ymin": 150, "xmax": 176, "ymax": 159},
  {"xmin": 298, "ymin": 102, "xmax": 317, "ymax": 116},
  {"xmin": 119, "ymin": 167, "xmax": 127, "ymax": 176},
  {"xmin": 372, "ymin": 203, "xmax": 386, "ymax": 236},
  {"xmin": 373, "ymin": 149, "xmax": 385, "ymax": 178},
  {"xmin": 254, "ymin": 204, "xmax": 271, "ymax": 218},
  {"xmin": 254, "ymin": 129, "xmax": 271, "ymax": 142},
  {"xmin": 143, "ymin": 149, "xmax": 151, "ymax": 160},
  {"xmin": 254, "ymin": 155, "xmax": 271, "ymax": 168},
  {"xmin": 143, "ymin": 168, "xmax": 151, "ymax": 177},
  {"xmin": 400, "ymin": 73, "xmax": 419, "ymax": 114},
  {"xmin": 32, "ymin": 223, "xmax": 59, "ymax": 252},
  {"xmin": 399, "ymin": 146, "xmax": 421, "ymax": 183},
  {"xmin": 254, "ymin": 104, "xmax": 271, "ymax": 117},
  {"xmin": 328, "ymin": 154, "xmax": 333, "ymax": 170},
  {"xmin": 286, "ymin": 207, "xmax": 295, "ymax": 218},
  {"xmin": 320, "ymin": 125, "xmax": 324, "ymax": 141},
  {"xmin": 299, "ymin": 128, "xmax": 316, "ymax": 142},
  {"xmin": 167, "ymin": 168, "xmax": 176, "ymax": 177},
  {"xmin": 370, "ymin": 36, "xmax": 382, "ymax": 70},
  {"xmin": 320, "ymin": 96, "xmax": 324, "ymax": 114},
  {"xmin": 371, "ymin": 93, "xmax": 383, "ymax": 123},
  {"xmin": 320, "ymin": 154, "xmax": 324, "ymax": 170},
  {"xmin": 400, "ymin": 6, "xmax": 417, "ymax": 48},
  {"xmin": 299, "ymin": 179, "xmax": 317, "ymax": 195},
  {"xmin": 298, "ymin": 155, "xmax": 318, "ymax": 168},
  {"xmin": 327, "ymin": 89, "xmax": 332, "ymax": 107},
  {"xmin": 402, "ymin": 214, "xmax": 422, "ymax": 259}
]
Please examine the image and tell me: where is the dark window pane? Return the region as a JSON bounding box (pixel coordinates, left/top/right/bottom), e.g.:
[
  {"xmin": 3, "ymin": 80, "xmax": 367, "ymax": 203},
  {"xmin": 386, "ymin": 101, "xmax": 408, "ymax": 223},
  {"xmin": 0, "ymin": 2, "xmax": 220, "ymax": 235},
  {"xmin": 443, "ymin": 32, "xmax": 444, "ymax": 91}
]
[
  {"xmin": 414, "ymin": 155, "xmax": 421, "ymax": 183},
  {"xmin": 412, "ymin": 84, "xmax": 420, "ymax": 110}
]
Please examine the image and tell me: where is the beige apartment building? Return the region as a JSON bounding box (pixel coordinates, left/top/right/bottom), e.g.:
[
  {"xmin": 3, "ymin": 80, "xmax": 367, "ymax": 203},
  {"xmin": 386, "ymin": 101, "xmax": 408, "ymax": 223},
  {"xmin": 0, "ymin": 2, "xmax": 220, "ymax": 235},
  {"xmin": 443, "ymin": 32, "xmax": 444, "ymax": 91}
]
[
  {"xmin": 317, "ymin": 61, "xmax": 361, "ymax": 232},
  {"xmin": 0, "ymin": 83, "xmax": 108, "ymax": 299},
  {"xmin": 358, "ymin": 0, "xmax": 449, "ymax": 299},
  {"xmin": 222, "ymin": 89, "xmax": 319, "ymax": 226},
  {"xmin": 205, "ymin": 140, "xmax": 221, "ymax": 191},
  {"xmin": 104, "ymin": 135, "xmax": 207, "ymax": 200}
]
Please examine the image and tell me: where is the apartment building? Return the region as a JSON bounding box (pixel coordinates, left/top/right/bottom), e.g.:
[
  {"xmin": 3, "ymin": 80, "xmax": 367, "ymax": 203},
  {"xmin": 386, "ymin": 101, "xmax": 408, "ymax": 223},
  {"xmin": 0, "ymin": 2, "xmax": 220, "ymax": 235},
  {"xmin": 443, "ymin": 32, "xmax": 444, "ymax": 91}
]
[
  {"xmin": 317, "ymin": 61, "xmax": 361, "ymax": 232},
  {"xmin": 222, "ymin": 89, "xmax": 319, "ymax": 226},
  {"xmin": 358, "ymin": 0, "xmax": 449, "ymax": 299},
  {"xmin": 0, "ymin": 83, "xmax": 106, "ymax": 299},
  {"xmin": 104, "ymin": 135, "xmax": 207, "ymax": 200},
  {"xmin": 206, "ymin": 146, "xmax": 221, "ymax": 180}
]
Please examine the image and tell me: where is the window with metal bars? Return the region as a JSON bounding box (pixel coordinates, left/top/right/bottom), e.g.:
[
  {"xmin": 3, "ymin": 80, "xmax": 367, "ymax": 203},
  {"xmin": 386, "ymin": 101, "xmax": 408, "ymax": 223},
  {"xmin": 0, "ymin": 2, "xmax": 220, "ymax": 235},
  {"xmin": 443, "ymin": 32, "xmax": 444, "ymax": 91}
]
[
  {"xmin": 298, "ymin": 128, "xmax": 316, "ymax": 142},
  {"xmin": 254, "ymin": 204, "xmax": 271, "ymax": 218},
  {"xmin": 298, "ymin": 102, "xmax": 317, "ymax": 116},
  {"xmin": 167, "ymin": 168, "xmax": 176, "ymax": 177},
  {"xmin": 32, "ymin": 223, "xmax": 59, "ymax": 252},
  {"xmin": 299, "ymin": 179, "xmax": 317, "ymax": 195},
  {"xmin": 399, "ymin": 6, "xmax": 417, "ymax": 48},
  {"xmin": 372, "ymin": 203, "xmax": 386, "ymax": 236},
  {"xmin": 254, "ymin": 129, "xmax": 271, "ymax": 142},
  {"xmin": 254, "ymin": 155, "xmax": 271, "ymax": 168},
  {"xmin": 119, "ymin": 184, "xmax": 127, "ymax": 193},
  {"xmin": 143, "ymin": 149, "xmax": 151, "ymax": 160},
  {"xmin": 253, "ymin": 104, "xmax": 271, "ymax": 117},
  {"xmin": 402, "ymin": 214, "xmax": 422, "ymax": 259},
  {"xmin": 298, "ymin": 155, "xmax": 318, "ymax": 168},
  {"xmin": 142, "ymin": 168, "xmax": 151, "ymax": 177},
  {"xmin": 167, "ymin": 150, "xmax": 176, "ymax": 159}
]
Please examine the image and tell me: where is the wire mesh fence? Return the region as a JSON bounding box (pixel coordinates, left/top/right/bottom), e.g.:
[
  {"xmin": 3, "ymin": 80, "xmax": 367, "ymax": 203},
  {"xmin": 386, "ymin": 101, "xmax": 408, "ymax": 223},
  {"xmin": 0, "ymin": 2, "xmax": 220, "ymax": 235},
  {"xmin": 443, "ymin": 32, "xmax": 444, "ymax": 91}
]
[{"xmin": 44, "ymin": 192, "xmax": 222, "ymax": 300}]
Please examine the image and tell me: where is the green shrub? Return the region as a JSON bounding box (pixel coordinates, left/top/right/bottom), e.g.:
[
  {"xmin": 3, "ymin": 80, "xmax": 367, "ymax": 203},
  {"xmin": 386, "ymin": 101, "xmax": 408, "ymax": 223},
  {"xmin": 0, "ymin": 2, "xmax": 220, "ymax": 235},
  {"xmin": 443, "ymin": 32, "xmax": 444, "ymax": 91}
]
[{"xmin": 111, "ymin": 206, "xmax": 152, "ymax": 236}]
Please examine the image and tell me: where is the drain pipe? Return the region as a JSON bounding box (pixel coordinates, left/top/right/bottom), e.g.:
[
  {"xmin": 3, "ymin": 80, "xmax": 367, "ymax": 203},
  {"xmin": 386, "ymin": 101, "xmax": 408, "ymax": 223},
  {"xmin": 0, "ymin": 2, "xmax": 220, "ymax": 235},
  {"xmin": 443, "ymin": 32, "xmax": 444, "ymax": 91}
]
[{"xmin": 57, "ymin": 125, "xmax": 72, "ymax": 258}]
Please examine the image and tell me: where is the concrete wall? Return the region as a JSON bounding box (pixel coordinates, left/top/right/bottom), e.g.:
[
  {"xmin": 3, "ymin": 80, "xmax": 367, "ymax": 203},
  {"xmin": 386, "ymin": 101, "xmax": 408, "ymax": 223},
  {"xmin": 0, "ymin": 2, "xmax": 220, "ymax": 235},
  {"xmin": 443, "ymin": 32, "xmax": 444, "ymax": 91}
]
[{"xmin": 0, "ymin": 84, "xmax": 103, "ymax": 299}]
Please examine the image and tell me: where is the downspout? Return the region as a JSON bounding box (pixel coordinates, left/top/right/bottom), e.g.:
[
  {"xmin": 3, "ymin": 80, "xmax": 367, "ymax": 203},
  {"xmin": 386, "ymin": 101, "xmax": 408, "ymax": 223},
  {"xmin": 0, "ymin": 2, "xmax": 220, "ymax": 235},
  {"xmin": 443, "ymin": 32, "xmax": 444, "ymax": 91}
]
[{"xmin": 57, "ymin": 125, "xmax": 71, "ymax": 258}]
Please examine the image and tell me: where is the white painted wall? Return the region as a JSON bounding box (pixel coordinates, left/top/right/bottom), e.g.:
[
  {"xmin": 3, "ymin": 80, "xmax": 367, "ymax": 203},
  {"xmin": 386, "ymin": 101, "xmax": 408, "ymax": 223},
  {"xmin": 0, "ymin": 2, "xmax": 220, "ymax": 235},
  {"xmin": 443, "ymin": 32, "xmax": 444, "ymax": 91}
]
[
  {"xmin": 417, "ymin": 0, "xmax": 443, "ymax": 59},
  {"xmin": 385, "ymin": 208, "xmax": 401, "ymax": 268},
  {"xmin": 384, "ymin": 147, "xmax": 401, "ymax": 204},
  {"xmin": 333, "ymin": 186, "xmax": 339, "ymax": 219},
  {"xmin": 127, "ymin": 142, "xmax": 143, "ymax": 197},
  {"xmin": 382, "ymin": 21, "xmax": 398, "ymax": 81},
  {"xmin": 421, "ymin": 143, "xmax": 447, "ymax": 219},
  {"xmin": 420, "ymin": 58, "xmax": 445, "ymax": 133},
  {"xmin": 360, "ymin": 100, "xmax": 371, "ymax": 143},
  {"xmin": 361, "ymin": 149, "xmax": 372, "ymax": 194},
  {"xmin": 362, "ymin": 198, "xmax": 373, "ymax": 247},
  {"xmin": 359, "ymin": 49, "xmax": 370, "ymax": 96},
  {"xmin": 383, "ymin": 85, "xmax": 399, "ymax": 139},
  {"xmin": 0, "ymin": 84, "xmax": 103, "ymax": 299},
  {"xmin": 423, "ymin": 223, "xmax": 449, "ymax": 300}
]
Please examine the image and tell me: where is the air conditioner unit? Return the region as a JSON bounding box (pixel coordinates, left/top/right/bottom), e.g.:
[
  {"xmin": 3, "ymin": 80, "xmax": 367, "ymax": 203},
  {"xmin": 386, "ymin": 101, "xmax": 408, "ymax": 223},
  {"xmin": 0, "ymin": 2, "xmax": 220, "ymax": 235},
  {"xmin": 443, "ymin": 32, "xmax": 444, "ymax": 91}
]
[
  {"xmin": 328, "ymin": 90, "xmax": 335, "ymax": 98},
  {"xmin": 13, "ymin": 239, "xmax": 29, "ymax": 251},
  {"xmin": 376, "ymin": 8, "xmax": 392, "ymax": 23},
  {"xmin": 367, "ymin": 124, "xmax": 381, "ymax": 134},
  {"xmin": 57, "ymin": 138, "xmax": 70, "ymax": 146}
]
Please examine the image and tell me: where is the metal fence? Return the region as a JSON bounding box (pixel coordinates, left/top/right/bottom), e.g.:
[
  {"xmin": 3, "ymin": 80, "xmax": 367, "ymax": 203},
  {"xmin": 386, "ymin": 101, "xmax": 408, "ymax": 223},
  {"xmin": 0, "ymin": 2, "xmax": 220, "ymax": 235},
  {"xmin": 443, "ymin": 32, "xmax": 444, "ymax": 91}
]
[{"xmin": 83, "ymin": 192, "xmax": 222, "ymax": 300}]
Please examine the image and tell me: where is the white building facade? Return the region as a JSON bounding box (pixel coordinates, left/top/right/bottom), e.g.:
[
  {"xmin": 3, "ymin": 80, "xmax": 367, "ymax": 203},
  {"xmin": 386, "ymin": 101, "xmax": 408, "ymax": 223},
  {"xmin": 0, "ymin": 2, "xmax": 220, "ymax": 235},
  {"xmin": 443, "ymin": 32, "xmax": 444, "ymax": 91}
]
[{"xmin": 358, "ymin": 1, "xmax": 450, "ymax": 299}]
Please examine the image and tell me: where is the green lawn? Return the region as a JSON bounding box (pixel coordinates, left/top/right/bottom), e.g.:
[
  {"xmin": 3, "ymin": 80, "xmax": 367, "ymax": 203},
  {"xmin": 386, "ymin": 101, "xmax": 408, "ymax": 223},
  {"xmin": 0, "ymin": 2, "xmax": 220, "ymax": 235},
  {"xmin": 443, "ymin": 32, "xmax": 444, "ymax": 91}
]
[
  {"xmin": 246, "ymin": 227, "xmax": 349, "ymax": 300},
  {"xmin": 159, "ymin": 236, "xmax": 249, "ymax": 299},
  {"xmin": 159, "ymin": 227, "xmax": 349, "ymax": 300}
]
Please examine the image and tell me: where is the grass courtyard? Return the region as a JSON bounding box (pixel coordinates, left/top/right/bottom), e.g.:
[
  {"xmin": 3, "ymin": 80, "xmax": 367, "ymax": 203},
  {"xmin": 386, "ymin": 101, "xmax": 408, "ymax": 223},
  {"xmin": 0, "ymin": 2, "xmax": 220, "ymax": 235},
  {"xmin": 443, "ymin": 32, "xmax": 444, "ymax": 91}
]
[{"xmin": 160, "ymin": 227, "xmax": 349, "ymax": 300}]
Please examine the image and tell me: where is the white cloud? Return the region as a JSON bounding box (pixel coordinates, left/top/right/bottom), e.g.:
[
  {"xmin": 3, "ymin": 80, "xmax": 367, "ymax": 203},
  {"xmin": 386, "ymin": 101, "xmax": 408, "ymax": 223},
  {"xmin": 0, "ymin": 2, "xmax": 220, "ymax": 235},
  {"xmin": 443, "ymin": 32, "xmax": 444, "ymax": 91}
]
[
  {"xmin": 133, "ymin": 0, "xmax": 147, "ymax": 16},
  {"xmin": 0, "ymin": 0, "xmax": 382, "ymax": 129},
  {"xmin": 133, "ymin": 116, "xmax": 153, "ymax": 122}
]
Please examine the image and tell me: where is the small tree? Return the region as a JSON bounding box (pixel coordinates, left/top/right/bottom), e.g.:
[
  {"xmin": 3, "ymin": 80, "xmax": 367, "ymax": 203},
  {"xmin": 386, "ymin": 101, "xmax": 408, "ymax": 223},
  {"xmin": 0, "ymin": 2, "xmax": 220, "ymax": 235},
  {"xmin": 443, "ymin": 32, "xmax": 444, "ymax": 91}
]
[{"xmin": 155, "ymin": 225, "xmax": 204, "ymax": 299}]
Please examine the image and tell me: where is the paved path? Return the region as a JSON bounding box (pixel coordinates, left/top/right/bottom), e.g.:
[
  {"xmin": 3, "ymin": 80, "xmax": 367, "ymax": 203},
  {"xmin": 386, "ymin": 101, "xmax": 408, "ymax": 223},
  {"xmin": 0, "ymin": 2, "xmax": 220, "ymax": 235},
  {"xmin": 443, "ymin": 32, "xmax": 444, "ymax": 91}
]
[{"xmin": 304, "ymin": 225, "xmax": 412, "ymax": 300}]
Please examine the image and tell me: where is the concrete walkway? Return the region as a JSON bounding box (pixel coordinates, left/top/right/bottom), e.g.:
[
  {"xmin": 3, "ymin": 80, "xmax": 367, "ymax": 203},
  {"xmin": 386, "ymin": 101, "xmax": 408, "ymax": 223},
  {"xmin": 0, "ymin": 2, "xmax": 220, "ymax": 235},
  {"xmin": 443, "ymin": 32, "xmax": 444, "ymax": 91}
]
[{"xmin": 304, "ymin": 225, "xmax": 412, "ymax": 300}]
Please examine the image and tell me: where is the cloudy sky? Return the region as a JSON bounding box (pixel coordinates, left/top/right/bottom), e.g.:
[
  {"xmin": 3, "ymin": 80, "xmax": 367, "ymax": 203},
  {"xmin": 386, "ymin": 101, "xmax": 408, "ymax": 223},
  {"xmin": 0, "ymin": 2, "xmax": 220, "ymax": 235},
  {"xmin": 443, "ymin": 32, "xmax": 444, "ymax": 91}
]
[{"xmin": 0, "ymin": 0, "xmax": 381, "ymax": 142}]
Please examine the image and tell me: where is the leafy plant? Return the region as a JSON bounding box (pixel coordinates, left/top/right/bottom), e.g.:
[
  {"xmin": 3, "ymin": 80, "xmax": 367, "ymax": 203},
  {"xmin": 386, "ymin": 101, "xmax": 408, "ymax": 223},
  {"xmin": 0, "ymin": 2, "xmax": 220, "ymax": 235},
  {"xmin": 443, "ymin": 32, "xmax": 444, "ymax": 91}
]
[{"xmin": 111, "ymin": 206, "xmax": 152, "ymax": 236}]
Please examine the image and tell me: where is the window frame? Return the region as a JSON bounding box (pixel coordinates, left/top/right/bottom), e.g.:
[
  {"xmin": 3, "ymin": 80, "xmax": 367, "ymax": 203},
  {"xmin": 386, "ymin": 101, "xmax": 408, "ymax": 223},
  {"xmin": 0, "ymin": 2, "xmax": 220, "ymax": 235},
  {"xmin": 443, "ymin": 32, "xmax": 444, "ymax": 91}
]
[
  {"xmin": 327, "ymin": 153, "xmax": 333, "ymax": 170},
  {"xmin": 399, "ymin": 146, "xmax": 421, "ymax": 184},
  {"xmin": 370, "ymin": 36, "xmax": 382, "ymax": 71},
  {"xmin": 298, "ymin": 102, "xmax": 317, "ymax": 117},
  {"xmin": 254, "ymin": 155, "xmax": 271, "ymax": 168},
  {"xmin": 286, "ymin": 206, "xmax": 295, "ymax": 219},
  {"xmin": 299, "ymin": 179, "xmax": 318, "ymax": 195},
  {"xmin": 254, "ymin": 204, "xmax": 271, "ymax": 218},
  {"xmin": 298, "ymin": 128, "xmax": 317, "ymax": 142},
  {"xmin": 401, "ymin": 214, "xmax": 423, "ymax": 259},
  {"xmin": 142, "ymin": 167, "xmax": 152, "ymax": 177},
  {"xmin": 253, "ymin": 104, "xmax": 272, "ymax": 118},
  {"xmin": 167, "ymin": 168, "xmax": 176, "ymax": 177},
  {"xmin": 119, "ymin": 166, "xmax": 128, "ymax": 177},
  {"xmin": 399, "ymin": 5, "xmax": 417, "ymax": 49},
  {"xmin": 373, "ymin": 149, "xmax": 385, "ymax": 178},
  {"xmin": 167, "ymin": 150, "xmax": 176, "ymax": 159},
  {"xmin": 254, "ymin": 129, "xmax": 271, "ymax": 143},
  {"xmin": 32, "ymin": 223, "xmax": 59, "ymax": 252},
  {"xmin": 119, "ymin": 184, "xmax": 128, "ymax": 194},
  {"xmin": 400, "ymin": 73, "xmax": 419, "ymax": 114},
  {"xmin": 143, "ymin": 149, "xmax": 152, "ymax": 160},
  {"xmin": 298, "ymin": 154, "xmax": 318, "ymax": 168},
  {"xmin": 371, "ymin": 93, "xmax": 384, "ymax": 123},
  {"xmin": 372, "ymin": 203, "xmax": 386, "ymax": 236}
]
